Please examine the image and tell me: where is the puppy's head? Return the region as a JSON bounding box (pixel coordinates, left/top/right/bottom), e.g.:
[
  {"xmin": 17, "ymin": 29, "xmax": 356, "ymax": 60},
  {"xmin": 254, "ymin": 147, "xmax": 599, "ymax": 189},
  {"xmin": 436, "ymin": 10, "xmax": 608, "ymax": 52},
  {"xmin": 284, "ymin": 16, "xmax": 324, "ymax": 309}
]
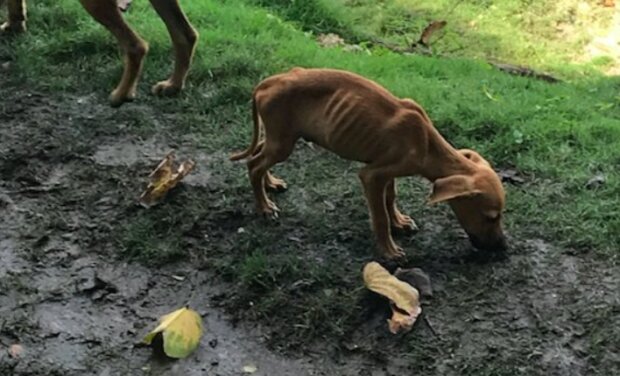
[{"xmin": 428, "ymin": 150, "xmax": 507, "ymax": 253}]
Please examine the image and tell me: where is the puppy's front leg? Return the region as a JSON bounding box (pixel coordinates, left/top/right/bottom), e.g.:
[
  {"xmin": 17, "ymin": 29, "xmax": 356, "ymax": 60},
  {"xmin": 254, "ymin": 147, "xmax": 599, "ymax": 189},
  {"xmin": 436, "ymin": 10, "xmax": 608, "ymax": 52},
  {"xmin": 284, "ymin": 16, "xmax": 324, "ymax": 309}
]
[
  {"xmin": 359, "ymin": 168, "xmax": 405, "ymax": 259},
  {"xmin": 386, "ymin": 179, "xmax": 418, "ymax": 233},
  {"xmin": 79, "ymin": 0, "xmax": 149, "ymax": 107},
  {"xmin": 252, "ymin": 140, "xmax": 287, "ymax": 192},
  {"xmin": 149, "ymin": 0, "xmax": 198, "ymax": 96},
  {"xmin": 1, "ymin": 0, "xmax": 27, "ymax": 33}
]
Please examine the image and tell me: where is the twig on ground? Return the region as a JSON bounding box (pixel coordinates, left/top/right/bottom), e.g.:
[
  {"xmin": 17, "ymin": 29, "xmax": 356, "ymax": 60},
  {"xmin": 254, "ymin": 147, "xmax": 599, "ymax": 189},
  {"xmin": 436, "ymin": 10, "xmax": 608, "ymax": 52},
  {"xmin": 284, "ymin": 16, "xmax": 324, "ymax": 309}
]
[{"xmin": 423, "ymin": 314, "xmax": 440, "ymax": 339}]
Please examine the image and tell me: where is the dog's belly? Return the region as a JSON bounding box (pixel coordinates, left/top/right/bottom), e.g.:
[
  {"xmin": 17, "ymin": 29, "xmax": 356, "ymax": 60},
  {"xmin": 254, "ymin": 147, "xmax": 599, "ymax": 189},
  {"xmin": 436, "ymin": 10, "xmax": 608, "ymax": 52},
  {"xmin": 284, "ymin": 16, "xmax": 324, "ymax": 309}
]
[{"xmin": 300, "ymin": 120, "xmax": 391, "ymax": 164}]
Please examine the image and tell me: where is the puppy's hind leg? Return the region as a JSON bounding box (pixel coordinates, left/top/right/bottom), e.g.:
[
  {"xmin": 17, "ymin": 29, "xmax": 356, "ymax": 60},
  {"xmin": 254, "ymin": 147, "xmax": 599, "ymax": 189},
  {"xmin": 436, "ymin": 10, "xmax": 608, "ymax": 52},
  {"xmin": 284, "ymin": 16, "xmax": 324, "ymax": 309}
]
[
  {"xmin": 252, "ymin": 140, "xmax": 288, "ymax": 192},
  {"xmin": 386, "ymin": 179, "xmax": 418, "ymax": 233},
  {"xmin": 247, "ymin": 138, "xmax": 295, "ymax": 219},
  {"xmin": 79, "ymin": 0, "xmax": 148, "ymax": 107}
]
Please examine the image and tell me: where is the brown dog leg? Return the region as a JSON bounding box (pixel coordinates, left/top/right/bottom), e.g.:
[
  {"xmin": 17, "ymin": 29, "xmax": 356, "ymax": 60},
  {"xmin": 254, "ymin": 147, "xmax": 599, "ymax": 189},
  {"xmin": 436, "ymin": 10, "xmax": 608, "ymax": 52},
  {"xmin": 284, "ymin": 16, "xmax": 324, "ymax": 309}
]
[
  {"xmin": 253, "ymin": 140, "xmax": 288, "ymax": 192},
  {"xmin": 247, "ymin": 135, "xmax": 295, "ymax": 218},
  {"xmin": 149, "ymin": 0, "xmax": 198, "ymax": 96},
  {"xmin": 1, "ymin": 0, "xmax": 26, "ymax": 33},
  {"xmin": 79, "ymin": 0, "xmax": 148, "ymax": 107},
  {"xmin": 359, "ymin": 167, "xmax": 405, "ymax": 259},
  {"xmin": 386, "ymin": 179, "xmax": 418, "ymax": 233}
]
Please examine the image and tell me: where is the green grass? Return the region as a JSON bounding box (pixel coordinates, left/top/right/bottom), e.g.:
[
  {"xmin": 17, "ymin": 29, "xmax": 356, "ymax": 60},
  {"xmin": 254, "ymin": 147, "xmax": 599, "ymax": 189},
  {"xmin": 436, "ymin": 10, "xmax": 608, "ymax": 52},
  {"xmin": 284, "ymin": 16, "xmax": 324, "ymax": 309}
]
[
  {"xmin": 1, "ymin": 0, "xmax": 619, "ymax": 371},
  {"xmin": 254, "ymin": 0, "xmax": 619, "ymax": 78}
]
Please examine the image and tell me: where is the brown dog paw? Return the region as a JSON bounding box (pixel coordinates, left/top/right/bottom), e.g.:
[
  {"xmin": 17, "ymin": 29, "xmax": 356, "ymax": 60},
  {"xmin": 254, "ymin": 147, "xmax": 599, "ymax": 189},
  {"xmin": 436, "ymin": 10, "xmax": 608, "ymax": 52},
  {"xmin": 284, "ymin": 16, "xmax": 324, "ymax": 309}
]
[
  {"xmin": 152, "ymin": 79, "xmax": 183, "ymax": 97},
  {"xmin": 259, "ymin": 201, "xmax": 280, "ymax": 220},
  {"xmin": 391, "ymin": 214, "xmax": 419, "ymax": 234},
  {"xmin": 265, "ymin": 174, "xmax": 288, "ymax": 192},
  {"xmin": 380, "ymin": 244, "xmax": 407, "ymax": 260},
  {"xmin": 109, "ymin": 89, "xmax": 136, "ymax": 108}
]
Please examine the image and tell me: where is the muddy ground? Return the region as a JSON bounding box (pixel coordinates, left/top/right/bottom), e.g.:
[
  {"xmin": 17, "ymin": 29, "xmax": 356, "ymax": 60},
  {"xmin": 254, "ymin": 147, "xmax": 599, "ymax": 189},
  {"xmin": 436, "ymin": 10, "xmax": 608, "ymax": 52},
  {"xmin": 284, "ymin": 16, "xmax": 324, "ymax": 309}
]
[{"xmin": 0, "ymin": 72, "xmax": 619, "ymax": 376}]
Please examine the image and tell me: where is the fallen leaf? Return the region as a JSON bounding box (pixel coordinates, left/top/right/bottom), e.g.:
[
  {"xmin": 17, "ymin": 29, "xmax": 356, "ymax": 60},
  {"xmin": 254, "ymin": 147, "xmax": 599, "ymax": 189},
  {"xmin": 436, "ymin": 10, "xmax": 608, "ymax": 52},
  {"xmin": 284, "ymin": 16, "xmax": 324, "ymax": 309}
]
[
  {"xmin": 143, "ymin": 306, "xmax": 203, "ymax": 359},
  {"xmin": 117, "ymin": 0, "xmax": 132, "ymax": 12},
  {"xmin": 496, "ymin": 168, "xmax": 525, "ymax": 185},
  {"xmin": 586, "ymin": 174, "xmax": 606, "ymax": 189},
  {"xmin": 139, "ymin": 151, "xmax": 195, "ymax": 208},
  {"xmin": 8, "ymin": 344, "xmax": 23, "ymax": 358},
  {"xmin": 317, "ymin": 33, "xmax": 345, "ymax": 48},
  {"xmin": 363, "ymin": 262, "xmax": 421, "ymax": 334},
  {"xmin": 243, "ymin": 364, "xmax": 258, "ymax": 373},
  {"xmin": 482, "ymin": 85, "xmax": 499, "ymax": 101},
  {"xmin": 418, "ymin": 20, "xmax": 447, "ymax": 46}
]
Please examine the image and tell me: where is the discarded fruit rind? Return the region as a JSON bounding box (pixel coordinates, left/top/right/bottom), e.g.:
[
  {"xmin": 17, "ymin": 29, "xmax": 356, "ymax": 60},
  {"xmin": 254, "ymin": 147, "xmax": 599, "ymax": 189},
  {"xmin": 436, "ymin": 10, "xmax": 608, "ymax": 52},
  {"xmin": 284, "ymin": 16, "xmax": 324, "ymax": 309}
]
[
  {"xmin": 363, "ymin": 262, "xmax": 421, "ymax": 334},
  {"xmin": 388, "ymin": 305, "xmax": 419, "ymax": 334},
  {"xmin": 139, "ymin": 151, "xmax": 196, "ymax": 208},
  {"xmin": 143, "ymin": 307, "xmax": 203, "ymax": 359}
]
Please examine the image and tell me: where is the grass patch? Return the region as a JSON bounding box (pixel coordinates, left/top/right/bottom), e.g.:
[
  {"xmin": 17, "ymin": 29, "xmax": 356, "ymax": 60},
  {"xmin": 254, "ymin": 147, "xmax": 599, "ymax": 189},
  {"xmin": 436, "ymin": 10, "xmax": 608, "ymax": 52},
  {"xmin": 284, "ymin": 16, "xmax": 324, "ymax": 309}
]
[
  {"xmin": 119, "ymin": 214, "xmax": 185, "ymax": 266},
  {"xmin": 257, "ymin": 0, "xmax": 618, "ymax": 78}
]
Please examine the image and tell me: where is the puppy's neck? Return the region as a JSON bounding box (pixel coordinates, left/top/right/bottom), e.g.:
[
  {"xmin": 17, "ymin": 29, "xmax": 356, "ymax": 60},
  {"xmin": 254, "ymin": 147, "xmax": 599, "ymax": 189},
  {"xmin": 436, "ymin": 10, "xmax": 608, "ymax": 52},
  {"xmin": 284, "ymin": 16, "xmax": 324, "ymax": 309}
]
[{"xmin": 419, "ymin": 128, "xmax": 476, "ymax": 182}]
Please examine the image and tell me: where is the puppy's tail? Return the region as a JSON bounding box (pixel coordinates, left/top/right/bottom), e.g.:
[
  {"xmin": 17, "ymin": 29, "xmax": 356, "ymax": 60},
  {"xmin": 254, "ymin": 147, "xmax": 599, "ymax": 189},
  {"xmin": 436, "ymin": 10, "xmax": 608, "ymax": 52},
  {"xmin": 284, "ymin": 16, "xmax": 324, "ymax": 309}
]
[{"xmin": 230, "ymin": 95, "xmax": 260, "ymax": 161}]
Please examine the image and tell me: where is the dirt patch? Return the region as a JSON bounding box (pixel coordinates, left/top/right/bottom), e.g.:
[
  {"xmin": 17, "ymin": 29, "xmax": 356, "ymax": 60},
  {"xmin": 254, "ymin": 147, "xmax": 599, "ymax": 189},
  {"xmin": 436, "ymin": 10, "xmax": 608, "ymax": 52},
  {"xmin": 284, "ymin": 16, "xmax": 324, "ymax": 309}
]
[
  {"xmin": 1, "ymin": 75, "xmax": 618, "ymax": 375},
  {"xmin": 0, "ymin": 81, "xmax": 370, "ymax": 376}
]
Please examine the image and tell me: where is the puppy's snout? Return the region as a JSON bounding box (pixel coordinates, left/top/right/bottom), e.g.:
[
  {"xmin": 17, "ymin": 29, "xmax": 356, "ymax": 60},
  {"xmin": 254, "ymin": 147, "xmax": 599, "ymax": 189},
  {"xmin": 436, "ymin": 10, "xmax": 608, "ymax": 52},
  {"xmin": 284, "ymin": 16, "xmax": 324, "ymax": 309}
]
[
  {"xmin": 468, "ymin": 233, "xmax": 508, "ymax": 253},
  {"xmin": 496, "ymin": 235, "xmax": 508, "ymax": 252}
]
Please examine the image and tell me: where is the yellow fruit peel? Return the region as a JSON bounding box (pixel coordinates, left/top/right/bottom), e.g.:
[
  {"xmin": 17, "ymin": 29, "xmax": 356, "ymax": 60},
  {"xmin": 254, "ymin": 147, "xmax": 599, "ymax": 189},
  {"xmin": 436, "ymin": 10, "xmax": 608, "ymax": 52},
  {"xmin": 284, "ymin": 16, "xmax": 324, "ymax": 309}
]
[
  {"xmin": 363, "ymin": 262, "xmax": 421, "ymax": 334},
  {"xmin": 139, "ymin": 151, "xmax": 195, "ymax": 207},
  {"xmin": 143, "ymin": 306, "xmax": 203, "ymax": 359}
]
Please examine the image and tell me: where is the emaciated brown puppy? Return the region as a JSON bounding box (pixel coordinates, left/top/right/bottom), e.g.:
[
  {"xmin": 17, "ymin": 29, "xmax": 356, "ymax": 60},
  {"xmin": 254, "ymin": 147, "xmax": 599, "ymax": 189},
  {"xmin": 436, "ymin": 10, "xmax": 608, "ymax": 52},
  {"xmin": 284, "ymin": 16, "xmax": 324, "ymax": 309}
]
[
  {"xmin": 0, "ymin": 0, "xmax": 197, "ymax": 107},
  {"xmin": 231, "ymin": 68, "xmax": 507, "ymax": 259}
]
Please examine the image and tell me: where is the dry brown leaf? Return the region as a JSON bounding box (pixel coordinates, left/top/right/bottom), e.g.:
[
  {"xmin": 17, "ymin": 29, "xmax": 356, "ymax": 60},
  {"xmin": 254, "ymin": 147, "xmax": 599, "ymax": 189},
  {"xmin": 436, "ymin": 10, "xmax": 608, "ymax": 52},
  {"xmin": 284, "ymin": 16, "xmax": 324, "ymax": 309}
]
[
  {"xmin": 363, "ymin": 262, "xmax": 421, "ymax": 334},
  {"xmin": 139, "ymin": 151, "xmax": 195, "ymax": 208},
  {"xmin": 118, "ymin": 0, "xmax": 132, "ymax": 12},
  {"xmin": 602, "ymin": 0, "xmax": 615, "ymax": 8},
  {"xmin": 317, "ymin": 33, "xmax": 345, "ymax": 48},
  {"xmin": 418, "ymin": 20, "xmax": 447, "ymax": 46}
]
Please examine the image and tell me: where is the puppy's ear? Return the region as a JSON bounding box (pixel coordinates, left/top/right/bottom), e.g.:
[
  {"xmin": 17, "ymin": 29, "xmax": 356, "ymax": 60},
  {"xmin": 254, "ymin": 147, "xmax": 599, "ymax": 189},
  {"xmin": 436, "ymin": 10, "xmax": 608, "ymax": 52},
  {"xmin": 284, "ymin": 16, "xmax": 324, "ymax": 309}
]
[
  {"xmin": 428, "ymin": 174, "xmax": 482, "ymax": 205},
  {"xmin": 459, "ymin": 149, "xmax": 491, "ymax": 168}
]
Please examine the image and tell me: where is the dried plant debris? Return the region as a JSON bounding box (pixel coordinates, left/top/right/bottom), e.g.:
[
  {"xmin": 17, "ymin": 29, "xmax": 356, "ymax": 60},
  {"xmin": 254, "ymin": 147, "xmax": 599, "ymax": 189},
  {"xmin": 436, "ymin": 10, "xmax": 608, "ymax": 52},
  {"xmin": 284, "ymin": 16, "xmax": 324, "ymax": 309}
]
[
  {"xmin": 139, "ymin": 151, "xmax": 195, "ymax": 208},
  {"xmin": 394, "ymin": 267, "xmax": 433, "ymax": 299},
  {"xmin": 418, "ymin": 20, "xmax": 447, "ymax": 47},
  {"xmin": 363, "ymin": 262, "xmax": 422, "ymax": 334}
]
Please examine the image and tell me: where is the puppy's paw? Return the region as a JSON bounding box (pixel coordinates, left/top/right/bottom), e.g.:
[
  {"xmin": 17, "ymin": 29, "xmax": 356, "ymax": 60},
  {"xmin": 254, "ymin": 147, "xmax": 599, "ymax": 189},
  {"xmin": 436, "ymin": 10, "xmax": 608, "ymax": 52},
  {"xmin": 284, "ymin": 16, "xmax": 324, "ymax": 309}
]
[
  {"xmin": 381, "ymin": 245, "xmax": 407, "ymax": 261},
  {"xmin": 259, "ymin": 201, "xmax": 280, "ymax": 220},
  {"xmin": 152, "ymin": 79, "xmax": 183, "ymax": 97},
  {"xmin": 0, "ymin": 21, "xmax": 26, "ymax": 34},
  {"xmin": 392, "ymin": 215, "xmax": 419, "ymax": 234},
  {"xmin": 265, "ymin": 175, "xmax": 288, "ymax": 193},
  {"xmin": 109, "ymin": 88, "xmax": 136, "ymax": 108}
]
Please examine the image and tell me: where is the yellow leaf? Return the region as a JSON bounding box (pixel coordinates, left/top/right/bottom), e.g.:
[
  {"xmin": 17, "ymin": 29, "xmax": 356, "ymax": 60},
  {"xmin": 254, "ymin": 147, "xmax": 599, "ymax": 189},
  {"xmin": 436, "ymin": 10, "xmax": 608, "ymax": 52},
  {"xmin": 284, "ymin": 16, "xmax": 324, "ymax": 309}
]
[
  {"xmin": 143, "ymin": 306, "xmax": 203, "ymax": 358},
  {"xmin": 139, "ymin": 151, "xmax": 196, "ymax": 208},
  {"xmin": 482, "ymin": 85, "xmax": 499, "ymax": 101},
  {"xmin": 363, "ymin": 262, "xmax": 421, "ymax": 334}
]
